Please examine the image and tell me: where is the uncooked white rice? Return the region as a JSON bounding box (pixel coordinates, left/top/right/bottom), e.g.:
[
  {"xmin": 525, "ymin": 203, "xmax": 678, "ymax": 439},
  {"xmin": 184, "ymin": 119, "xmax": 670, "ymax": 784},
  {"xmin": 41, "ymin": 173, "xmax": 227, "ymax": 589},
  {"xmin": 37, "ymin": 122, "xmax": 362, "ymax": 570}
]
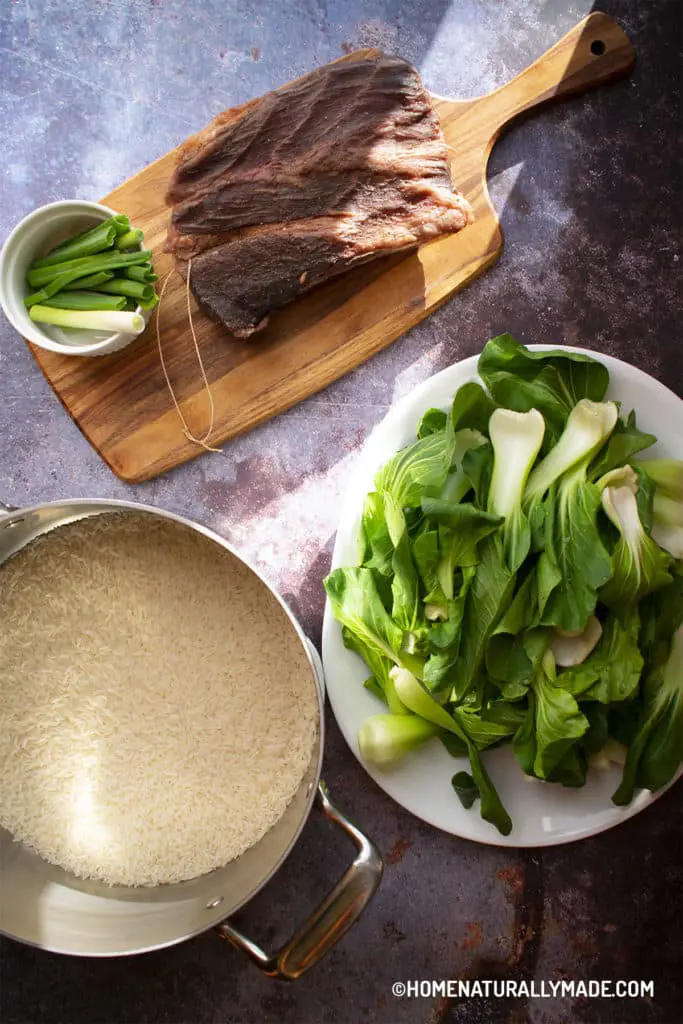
[{"xmin": 0, "ymin": 512, "xmax": 318, "ymax": 887}]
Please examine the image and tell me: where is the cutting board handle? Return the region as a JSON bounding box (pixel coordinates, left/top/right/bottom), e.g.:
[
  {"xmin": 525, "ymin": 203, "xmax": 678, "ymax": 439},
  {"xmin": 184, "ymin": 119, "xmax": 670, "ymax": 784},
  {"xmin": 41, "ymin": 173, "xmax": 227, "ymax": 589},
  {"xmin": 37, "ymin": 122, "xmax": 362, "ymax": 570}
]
[{"xmin": 483, "ymin": 12, "xmax": 635, "ymax": 139}]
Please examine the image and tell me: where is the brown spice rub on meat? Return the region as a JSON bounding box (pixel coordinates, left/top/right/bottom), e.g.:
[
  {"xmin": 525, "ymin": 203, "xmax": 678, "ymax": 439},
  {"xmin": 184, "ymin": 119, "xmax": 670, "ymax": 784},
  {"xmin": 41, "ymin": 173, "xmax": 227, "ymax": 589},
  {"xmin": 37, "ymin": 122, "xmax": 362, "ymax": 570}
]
[{"xmin": 165, "ymin": 53, "xmax": 473, "ymax": 337}]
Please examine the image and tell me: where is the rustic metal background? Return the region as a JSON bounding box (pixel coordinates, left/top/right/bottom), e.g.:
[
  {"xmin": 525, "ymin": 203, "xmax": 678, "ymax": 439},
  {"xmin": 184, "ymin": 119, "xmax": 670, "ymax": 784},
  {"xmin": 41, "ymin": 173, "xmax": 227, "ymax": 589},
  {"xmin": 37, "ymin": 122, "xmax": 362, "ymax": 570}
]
[{"xmin": 0, "ymin": 1, "xmax": 680, "ymax": 1021}]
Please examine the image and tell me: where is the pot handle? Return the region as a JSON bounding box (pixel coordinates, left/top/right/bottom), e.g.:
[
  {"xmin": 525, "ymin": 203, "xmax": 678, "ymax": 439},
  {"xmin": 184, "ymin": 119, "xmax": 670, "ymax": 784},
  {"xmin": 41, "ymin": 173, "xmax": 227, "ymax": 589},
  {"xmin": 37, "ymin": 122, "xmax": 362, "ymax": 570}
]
[{"xmin": 217, "ymin": 781, "xmax": 383, "ymax": 979}]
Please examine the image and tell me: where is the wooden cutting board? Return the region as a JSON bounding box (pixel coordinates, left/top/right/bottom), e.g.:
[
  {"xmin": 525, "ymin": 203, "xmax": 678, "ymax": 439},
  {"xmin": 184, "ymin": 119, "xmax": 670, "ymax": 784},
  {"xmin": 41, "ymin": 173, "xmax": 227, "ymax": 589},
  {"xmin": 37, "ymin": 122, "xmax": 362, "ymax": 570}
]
[{"xmin": 28, "ymin": 12, "xmax": 634, "ymax": 482}]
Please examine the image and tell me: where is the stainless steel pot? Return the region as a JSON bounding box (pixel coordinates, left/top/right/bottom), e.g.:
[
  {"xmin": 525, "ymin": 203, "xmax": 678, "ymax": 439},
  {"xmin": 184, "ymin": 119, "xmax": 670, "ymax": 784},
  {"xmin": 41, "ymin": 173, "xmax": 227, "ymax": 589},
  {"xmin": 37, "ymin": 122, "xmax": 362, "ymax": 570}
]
[{"xmin": 0, "ymin": 497, "xmax": 382, "ymax": 976}]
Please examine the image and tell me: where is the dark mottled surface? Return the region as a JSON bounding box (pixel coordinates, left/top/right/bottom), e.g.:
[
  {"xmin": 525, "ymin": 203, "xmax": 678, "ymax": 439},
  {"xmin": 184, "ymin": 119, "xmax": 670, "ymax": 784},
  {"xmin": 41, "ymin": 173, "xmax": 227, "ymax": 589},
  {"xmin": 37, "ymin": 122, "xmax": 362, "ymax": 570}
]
[{"xmin": 0, "ymin": 1, "xmax": 681, "ymax": 1023}]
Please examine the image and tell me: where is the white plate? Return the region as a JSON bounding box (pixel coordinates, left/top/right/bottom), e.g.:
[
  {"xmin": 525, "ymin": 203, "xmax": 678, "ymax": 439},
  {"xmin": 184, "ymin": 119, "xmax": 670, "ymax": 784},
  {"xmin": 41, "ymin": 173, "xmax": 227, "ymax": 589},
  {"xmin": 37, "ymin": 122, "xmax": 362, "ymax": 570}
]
[{"xmin": 322, "ymin": 346, "xmax": 683, "ymax": 846}]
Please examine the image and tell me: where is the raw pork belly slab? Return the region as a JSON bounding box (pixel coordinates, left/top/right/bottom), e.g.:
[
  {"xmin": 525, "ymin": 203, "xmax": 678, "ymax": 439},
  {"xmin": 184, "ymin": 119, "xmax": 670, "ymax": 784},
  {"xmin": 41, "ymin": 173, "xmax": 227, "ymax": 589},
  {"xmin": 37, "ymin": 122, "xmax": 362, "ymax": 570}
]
[{"xmin": 165, "ymin": 53, "xmax": 473, "ymax": 337}]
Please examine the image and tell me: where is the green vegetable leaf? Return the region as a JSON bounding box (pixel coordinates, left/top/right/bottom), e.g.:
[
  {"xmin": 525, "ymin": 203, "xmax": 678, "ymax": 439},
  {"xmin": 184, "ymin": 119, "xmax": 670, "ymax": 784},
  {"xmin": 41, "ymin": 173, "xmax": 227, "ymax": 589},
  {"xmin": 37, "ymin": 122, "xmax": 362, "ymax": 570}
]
[
  {"xmin": 539, "ymin": 460, "xmax": 613, "ymax": 632},
  {"xmin": 521, "ymin": 660, "xmax": 590, "ymax": 780},
  {"xmin": 450, "ymin": 535, "xmax": 517, "ymax": 702},
  {"xmin": 462, "ymin": 442, "xmax": 494, "ymax": 508},
  {"xmin": 451, "ymin": 771, "xmax": 479, "ymax": 809},
  {"xmin": 344, "ymin": 628, "xmax": 412, "ymax": 716},
  {"xmin": 441, "ymin": 732, "xmax": 468, "ymax": 758},
  {"xmin": 557, "ymin": 612, "xmax": 644, "ymax": 704},
  {"xmin": 532, "ymin": 681, "xmax": 589, "ymax": 780},
  {"xmin": 423, "ymin": 569, "xmax": 473, "ymax": 691},
  {"xmin": 383, "ymin": 494, "xmax": 423, "ymax": 634},
  {"xmin": 412, "ymin": 503, "xmax": 501, "ymax": 650},
  {"xmin": 478, "ymin": 334, "xmax": 609, "ymax": 441},
  {"xmin": 421, "ymin": 500, "xmax": 503, "ymax": 569},
  {"xmin": 634, "ymin": 464, "xmax": 655, "ymax": 534},
  {"xmin": 360, "ymin": 492, "xmax": 393, "ymax": 575},
  {"xmin": 580, "ymin": 704, "xmax": 610, "ymax": 754},
  {"xmin": 363, "ymin": 675, "xmax": 387, "ymax": 705},
  {"xmin": 391, "ymin": 667, "xmax": 512, "ymax": 834},
  {"xmin": 440, "ymin": 429, "xmax": 488, "ymax": 503},
  {"xmin": 429, "ymin": 595, "xmax": 468, "ymax": 649},
  {"xmin": 613, "ymin": 623, "xmax": 683, "ymax": 803},
  {"xmin": 608, "ymin": 698, "xmax": 645, "ymax": 749},
  {"xmin": 453, "ymin": 704, "xmax": 523, "ymax": 750},
  {"xmin": 417, "ymin": 408, "xmax": 448, "ymax": 439},
  {"xmin": 375, "ymin": 429, "xmax": 455, "ymax": 508},
  {"xmin": 613, "ymin": 578, "xmax": 683, "ymax": 803},
  {"xmin": 639, "ymin": 571, "xmax": 683, "ymax": 663},
  {"xmin": 544, "ymin": 745, "xmax": 588, "ymax": 787},
  {"xmin": 589, "ymin": 409, "xmax": 657, "ymax": 481},
  {"xmin": 450, "ymin": 381, "xmax": 497, "ymax": 434},
  {"xmin": 324, "ymin": 567, "xmax": 405, "ymax": 668},
  {"xmin": 599, "ymin": 481, "xmax": 673, "ymax": 612},
  {"xmin": 412, "ymin": 528, "xmax": 447, "ymax": 607},
  {"xmin": 482, "ymin": 698, "xmax": 529, "ymax": 732},
  {"xmin": 342, "ymin": 625, "xmax": 392, "ymax": 691},
  {"xmin": 512, "ymin": 694, "xmax": 537, "ymax": 776},
  {"xmin": 461, "ymin": 744, "xmax": 512, "ymax": 836},
  {"xmin": 487, "ymin": 627, "xmax": 550, "ymax": 697}
]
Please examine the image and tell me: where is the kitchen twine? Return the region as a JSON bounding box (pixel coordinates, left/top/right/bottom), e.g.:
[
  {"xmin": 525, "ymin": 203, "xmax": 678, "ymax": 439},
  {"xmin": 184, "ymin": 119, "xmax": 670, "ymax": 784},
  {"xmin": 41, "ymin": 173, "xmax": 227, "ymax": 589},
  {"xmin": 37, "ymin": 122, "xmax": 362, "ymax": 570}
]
[{"xmin": 155, "ymin": 259, "xmax": 222, "ymax": 453}]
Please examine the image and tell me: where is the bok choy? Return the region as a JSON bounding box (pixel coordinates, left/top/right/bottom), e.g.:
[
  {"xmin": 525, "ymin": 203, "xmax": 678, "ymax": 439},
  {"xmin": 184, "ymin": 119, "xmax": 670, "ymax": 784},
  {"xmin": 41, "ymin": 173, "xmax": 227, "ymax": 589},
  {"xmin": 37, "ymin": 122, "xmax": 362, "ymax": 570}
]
[{"xmin": 324, "ymin": 335, "xmax": 683, "ymax": 836}]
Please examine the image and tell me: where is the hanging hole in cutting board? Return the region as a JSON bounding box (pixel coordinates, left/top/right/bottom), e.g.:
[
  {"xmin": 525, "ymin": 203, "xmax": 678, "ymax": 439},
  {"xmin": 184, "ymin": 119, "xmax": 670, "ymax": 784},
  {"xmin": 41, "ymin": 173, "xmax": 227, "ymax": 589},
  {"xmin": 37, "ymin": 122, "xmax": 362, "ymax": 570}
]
[{"xmin": 590, "ymin": 40, "xmax": 606, "ymax": 55}]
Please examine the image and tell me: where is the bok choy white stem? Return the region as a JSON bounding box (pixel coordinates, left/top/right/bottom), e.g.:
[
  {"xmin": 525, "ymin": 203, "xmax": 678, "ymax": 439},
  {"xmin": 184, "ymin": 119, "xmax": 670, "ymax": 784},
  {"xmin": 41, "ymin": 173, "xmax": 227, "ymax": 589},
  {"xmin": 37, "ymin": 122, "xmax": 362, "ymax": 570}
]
[
  {"xmin": 358, "ymin": 714, "xmax": 440, "ymax": 767},
  {"xmin": 651, "ymin": 493, "xmax": 683, "ymax": 559},
  {"xmin": 487, "ymin": 408, "xmax": 545, "ymax": 571},
  {"xmin": 599, "ymin": 481, "xmax": 673, "ymax": 609},
  {"xmin": 525, "ymin": 399, "xmax": 618, "ymax": 502}
]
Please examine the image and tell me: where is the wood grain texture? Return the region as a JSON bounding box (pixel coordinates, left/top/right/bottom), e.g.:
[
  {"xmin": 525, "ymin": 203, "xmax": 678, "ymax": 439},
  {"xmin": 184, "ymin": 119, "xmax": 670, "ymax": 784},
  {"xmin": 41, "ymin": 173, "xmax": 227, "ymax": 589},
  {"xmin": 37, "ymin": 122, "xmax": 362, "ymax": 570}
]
[{"xmin": 28, "ymin": 12, "xmax": 634, "ymax": 482}]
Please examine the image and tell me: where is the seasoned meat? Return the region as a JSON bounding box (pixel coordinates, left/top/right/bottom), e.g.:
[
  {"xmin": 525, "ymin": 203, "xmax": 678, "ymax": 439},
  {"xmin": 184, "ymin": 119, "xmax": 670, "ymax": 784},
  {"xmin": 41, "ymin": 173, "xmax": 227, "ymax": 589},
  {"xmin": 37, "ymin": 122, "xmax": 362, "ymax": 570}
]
[
  {"xmin": 184, "ymin": 193, "xmax": 469, "ymax": 337},
  {"xmin": 165, "ymin": 53, "xmax": 473, "ymax": 336}
]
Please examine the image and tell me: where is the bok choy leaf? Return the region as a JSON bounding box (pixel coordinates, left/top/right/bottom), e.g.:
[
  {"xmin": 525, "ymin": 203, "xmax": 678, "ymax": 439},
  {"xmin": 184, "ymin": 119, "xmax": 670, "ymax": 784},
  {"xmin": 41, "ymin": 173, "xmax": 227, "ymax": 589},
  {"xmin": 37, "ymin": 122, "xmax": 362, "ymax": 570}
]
[
  {"xmin": 537, "ymin": 455, "xmax": 614, "ymax": 632},
  {"xmin": 391, "ymin": 668, "xmax": 512, "ymax": 835},
  {"xmin": 324, "ymin": 567, "xmax": 420, "ymax": 674},
  {"xmin": 613, "ymin": 593, "xmax": 683, "ymax": 804},
  {"xmin": 478, "ymin": 334, "xmax": 609, "ymax": 441},
  {"xmin": 324, "ymin": 334, "xmax": 683, "ymax": 837},
  {"xmin": 599, "ymin": 476, "xmax": 673, "ymax": 611},
  {"xmin": 513, "ymin": 650, "xmax": 589, "ymax": 780}
]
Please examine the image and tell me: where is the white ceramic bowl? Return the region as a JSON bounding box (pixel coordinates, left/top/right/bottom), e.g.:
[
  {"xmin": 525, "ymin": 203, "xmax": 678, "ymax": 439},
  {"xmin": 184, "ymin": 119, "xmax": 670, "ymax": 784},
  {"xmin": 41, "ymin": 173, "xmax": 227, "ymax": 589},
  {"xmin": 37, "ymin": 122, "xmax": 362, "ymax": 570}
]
[{"xmin": 0, "ymin": 200, "xmax": 149, "ymax": 357}]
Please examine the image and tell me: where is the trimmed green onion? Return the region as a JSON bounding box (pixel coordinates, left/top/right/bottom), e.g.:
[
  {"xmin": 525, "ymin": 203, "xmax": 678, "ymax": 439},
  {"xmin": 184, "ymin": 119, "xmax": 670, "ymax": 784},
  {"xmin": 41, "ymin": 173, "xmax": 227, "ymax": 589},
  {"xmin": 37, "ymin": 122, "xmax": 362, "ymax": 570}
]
[
  {"xmin": 63, "ymin": 271, "xmax": 115, "ymax": 290},
  {"xmin": 29, "ymin": 305, "xmax": 145, "ymax": 334},
  {"xmin": 25, "ymin": 271, "xmax": 78, "ymax": 308},
  {"xmin": 115, "ymin": 229, "xmax": 144, "ymax": 251},
  {"xmin": 44, "ymin": 291, "xmax": 127, "ymax": 311},
  {"xmin": 30, "ymin": 222, "xmax": 117, "ymax": 268},
  {"xmin": 27, "ymin": 250, "xmax": 152, "ymax": 288},
  {"xmin": 139, "ymin": 293, "xmax": 159, "ymax": 312},
  {"xmin": 50, "ymin": 215, "xmax": 130, "ymax": 253},
  {"xmin": 124, "ymin": 265, "xmax": 158, "ymax": 283},
  {"xmin": 112, "ymin": 215, "xmax": 132, "ymax": 236},
  {"xmin": 97, "ymin": 279, "xmax": 154, "ymax": 302},
  {"xmin": 25, "ymin": 215, "xmax": 158, "ymax": 325}
]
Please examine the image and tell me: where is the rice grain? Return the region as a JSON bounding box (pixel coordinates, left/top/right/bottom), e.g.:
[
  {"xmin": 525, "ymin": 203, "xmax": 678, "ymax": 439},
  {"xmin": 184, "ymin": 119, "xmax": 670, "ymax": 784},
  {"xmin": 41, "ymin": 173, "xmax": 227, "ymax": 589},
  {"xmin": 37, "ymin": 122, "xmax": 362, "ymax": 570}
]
[{"xmin": 0, "ymin": 512, "xmax": 318, "ymax": 887}]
